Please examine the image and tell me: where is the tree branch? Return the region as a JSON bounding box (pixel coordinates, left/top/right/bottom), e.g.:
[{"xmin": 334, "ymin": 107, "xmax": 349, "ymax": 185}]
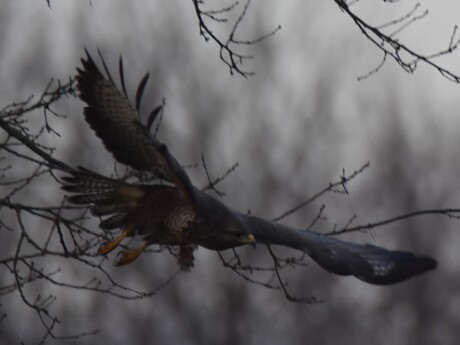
[{"xmin": 335, "ymin": 0, "xmax": 460, "ymax": 83}]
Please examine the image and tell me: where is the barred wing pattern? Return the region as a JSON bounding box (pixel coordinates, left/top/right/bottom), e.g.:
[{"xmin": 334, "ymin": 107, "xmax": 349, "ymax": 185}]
[
  {"xmin": 77, "ymin": 52, "xmax": 196, "ymax": 204},
  {"xmin": 63, "ymin": 51, "xmax": 437, "ymax": 285}
]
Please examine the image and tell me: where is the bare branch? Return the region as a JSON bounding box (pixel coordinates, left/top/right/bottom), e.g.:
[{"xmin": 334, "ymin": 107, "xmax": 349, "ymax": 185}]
[
  {"xmin": 191, "ymin": 0, "xmax": 281, "ymax": 77},
  {"xmin": 335, "ymin": 1, "xmax": 460, "ymax": 83},
  {"xmin": 328, "ymin": 208, "xmax": 460, "ymax": 236},
  {"xmin": 272, "ymin": 162, "xmax": 370, "ymax": 222},
  {"xmin": 202, "ymin": 156, "xmax": 239, "ymax": 193}
]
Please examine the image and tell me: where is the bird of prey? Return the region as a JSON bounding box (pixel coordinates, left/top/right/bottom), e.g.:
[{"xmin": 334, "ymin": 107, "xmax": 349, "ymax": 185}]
[{"xmin": 62, "ymin": 51, "xmax": 437, "ymax": 285}]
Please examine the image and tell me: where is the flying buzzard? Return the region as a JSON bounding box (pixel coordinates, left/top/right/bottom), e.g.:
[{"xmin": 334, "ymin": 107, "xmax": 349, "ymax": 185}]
[{"xmin": 62, "ymin": 51, "xmax": 436, "ymax": 285}]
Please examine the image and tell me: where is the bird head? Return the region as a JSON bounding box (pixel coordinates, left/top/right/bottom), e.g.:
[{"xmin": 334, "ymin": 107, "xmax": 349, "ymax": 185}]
[{"xmin": 224, "ymin": 224, "xmax": 256, "ymax": 246}]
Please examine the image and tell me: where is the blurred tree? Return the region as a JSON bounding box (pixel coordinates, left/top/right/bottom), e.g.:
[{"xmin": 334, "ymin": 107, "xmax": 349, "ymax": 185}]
[{"xmin": 1, "ymin": 1, "xmax": 460, "ymax": 344}]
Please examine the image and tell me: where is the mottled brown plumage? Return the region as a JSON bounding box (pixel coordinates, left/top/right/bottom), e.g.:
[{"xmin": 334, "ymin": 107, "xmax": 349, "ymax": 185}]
[{"xmin": 62, "ymin": 51, "xmax": 437, "ymax": 284}]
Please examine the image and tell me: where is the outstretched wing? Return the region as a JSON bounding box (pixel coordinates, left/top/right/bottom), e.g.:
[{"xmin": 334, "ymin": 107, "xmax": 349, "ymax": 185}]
[
  {"xmin": 71, "ymin": 50, "xmax": 437, "ymax": 285},
  {"xmin": 239, "ymin": 214, "xmax": 437, "ymax": 285},
  {"xmin": 76, "ymin": 51, "xmax": 195, "ymax": 203}
]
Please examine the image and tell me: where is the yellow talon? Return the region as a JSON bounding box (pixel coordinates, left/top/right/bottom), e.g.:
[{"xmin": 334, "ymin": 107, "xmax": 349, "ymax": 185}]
[
  {"xmin": 98, "ymin": 229, "xmax": 130, "ymax": 255},
  {"xmin": 115, "ymin": 242, "xmax": 149, "ymax": 266}
]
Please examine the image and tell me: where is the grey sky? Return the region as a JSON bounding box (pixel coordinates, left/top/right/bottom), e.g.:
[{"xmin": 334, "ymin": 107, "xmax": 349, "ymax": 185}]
[{"xmin": 1, "ymin": 1, "xmax": 460, "ymax": 344}]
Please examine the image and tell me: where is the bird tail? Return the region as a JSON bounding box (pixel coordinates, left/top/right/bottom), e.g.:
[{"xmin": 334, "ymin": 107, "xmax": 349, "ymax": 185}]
[{"xmin": 61, "ymin": 168, "xmax": 144, "ymax": 231}]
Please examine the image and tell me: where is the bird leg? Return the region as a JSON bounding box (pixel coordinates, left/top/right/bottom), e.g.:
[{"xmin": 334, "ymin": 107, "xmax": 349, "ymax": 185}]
[
  {"xmin": 115, "ymin": 241, "xmax": 149, "ymax": 266},
  {"xmin": 178, "ymin": 245, "xmax": 196, "ymax": 271},
  {"xmin": 98, "ymin": 226, "xmax": 132, "ymax": 255}
]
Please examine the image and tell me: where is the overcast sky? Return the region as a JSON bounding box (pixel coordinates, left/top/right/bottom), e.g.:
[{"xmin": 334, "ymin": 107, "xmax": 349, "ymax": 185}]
[{"xmin": 1, "ymin": 1, "xmax": 460, "ymax": 344}]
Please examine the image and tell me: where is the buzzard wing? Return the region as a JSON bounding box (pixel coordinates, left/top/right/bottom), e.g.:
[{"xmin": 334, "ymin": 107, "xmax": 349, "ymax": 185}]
[
  {"xmin": 76, "ymin": 51, "xmax": 195, "ymax": 203},
  {"xmin": 238, "ymin": 213, "xmax": 437, "ymax": 285}
]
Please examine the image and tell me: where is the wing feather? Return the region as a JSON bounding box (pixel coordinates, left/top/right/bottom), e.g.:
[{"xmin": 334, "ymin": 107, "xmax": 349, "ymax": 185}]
[
  {"xmin": 135, "ymin": 73, "xmax": 150, "ymax": 113},
  {"xmin": 239, "ymin": 213, "xmax": 437, "ymax": 285},
  {"xmin": 76, "ymin": 51, "xmax": 195, "ymax": 204}
]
